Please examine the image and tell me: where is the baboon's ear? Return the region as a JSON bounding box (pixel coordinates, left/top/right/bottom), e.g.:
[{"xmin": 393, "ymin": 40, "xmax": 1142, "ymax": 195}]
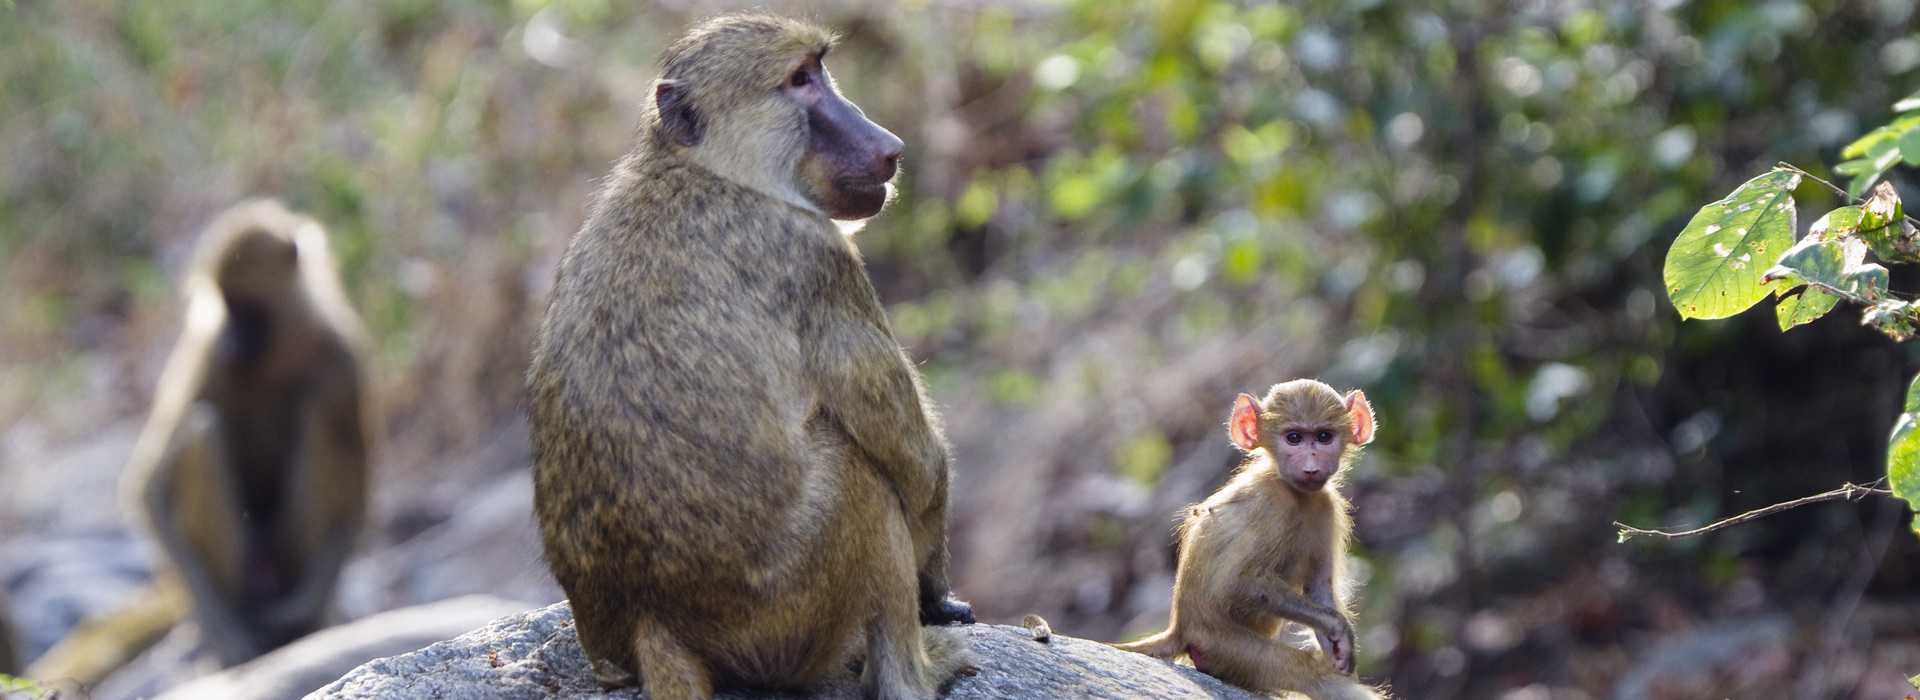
[
  {"xmin": 1344, "ymin": 390, "xmax": 1375, "ymax": 445},
  {"xmin": 654, "ymin": 79, "xmax": 703, "ymax": 147},
  {"xmin": 1228, "ymin": 393, "xmax": 1262, "ymax": 451}
]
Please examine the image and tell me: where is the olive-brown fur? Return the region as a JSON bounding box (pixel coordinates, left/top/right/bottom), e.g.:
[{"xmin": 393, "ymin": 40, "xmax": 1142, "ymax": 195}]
[
  {"xmin": 112, "ymin": 199, "xmax": 372, "ymax": 670},
  {"xmin": 529, "ymin": 13, "xmax": 967, "ymax": 700}
]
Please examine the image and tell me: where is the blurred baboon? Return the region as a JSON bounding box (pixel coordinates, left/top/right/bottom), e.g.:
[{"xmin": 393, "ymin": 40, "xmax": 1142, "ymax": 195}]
[
  {"xmin": 35, "ymin": 200, "xmax": 372, "ymax": 683},
  {"xmin": 529, "ymin": 13, "xmax": 971, "ymax": 700},
  {"xmin": 1112, "ymin": 380, "xmax": 1385, "ymax": 700}
]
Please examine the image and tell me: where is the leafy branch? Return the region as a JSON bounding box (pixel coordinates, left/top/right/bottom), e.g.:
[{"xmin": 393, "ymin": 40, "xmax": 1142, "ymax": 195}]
[{"xmin": 1645, "ymin": 89, "xmax": 1920, "ymax": 542}]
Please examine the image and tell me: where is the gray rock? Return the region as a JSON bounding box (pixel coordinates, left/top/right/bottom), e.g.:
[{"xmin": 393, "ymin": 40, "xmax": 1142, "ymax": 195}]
[
  {"xmin": 150, "ymin": 595, "xmax": 533, "ymax": 700},
  {"xmin": 315, "ymin": 602, "xmax": 1265, "ymax": 699}
]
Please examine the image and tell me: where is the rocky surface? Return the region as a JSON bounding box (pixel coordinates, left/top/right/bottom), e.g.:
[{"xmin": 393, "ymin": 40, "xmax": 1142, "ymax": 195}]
[
  {"xmin": 145, "ymin": 595, "xmax": 533, "ymax": 700},
  {"xmin": 317, "ymin": 602, "xmax": 1267, "ymax": 700}
]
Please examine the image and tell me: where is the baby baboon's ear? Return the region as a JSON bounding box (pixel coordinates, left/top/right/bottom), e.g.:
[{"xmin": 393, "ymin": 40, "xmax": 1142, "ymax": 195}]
[
  {"xmin": 1344, "ymin": 390, "xmax": 1375, "ymax": 446},
  {"xmin": 1228, "ymin": 393, "xmax": 1262, "ymax": 452},
  {"xmin": 654, "ymin": 79, "xmax": 704, "ymax": 147}
]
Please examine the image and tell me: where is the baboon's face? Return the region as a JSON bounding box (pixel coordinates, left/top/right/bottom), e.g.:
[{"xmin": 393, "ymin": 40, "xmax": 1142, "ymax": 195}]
[
  {"xmin": 653, "ymin": 16, "xmax": 904, "ymax": 221},
  {"xmin": 782, "ymin": 53, "xmax": 904, "ymax": 220},
  {"xmin": 217, "ymin": 229, "xmax": 300, "ymax": 301},
  {"xmin": 1227, "ymin": 386, "xmax": 1375, "ymax": 493}
]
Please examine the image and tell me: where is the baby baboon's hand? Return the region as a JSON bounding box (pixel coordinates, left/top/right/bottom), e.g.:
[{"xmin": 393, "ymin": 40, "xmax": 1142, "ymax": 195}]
[{"xmin": 1318, "ymin": 619, "xmax": 1355, "ymax": 675}]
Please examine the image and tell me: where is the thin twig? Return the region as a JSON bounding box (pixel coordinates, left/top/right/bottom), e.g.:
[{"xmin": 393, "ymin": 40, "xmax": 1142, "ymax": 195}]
[
  {"xmin": 1614, "ymin": 479, "xmax": 1894, "ymax": 542},
  {"xmin": 1774, "ymin": 161, "xmax": 1920, "ymax": 230}
]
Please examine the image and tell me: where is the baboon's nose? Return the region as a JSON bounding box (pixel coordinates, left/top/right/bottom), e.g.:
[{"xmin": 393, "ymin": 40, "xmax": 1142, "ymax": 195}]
[{"xmin": 874, "ymin": 141, "xmax": 903, "ymax": 181}]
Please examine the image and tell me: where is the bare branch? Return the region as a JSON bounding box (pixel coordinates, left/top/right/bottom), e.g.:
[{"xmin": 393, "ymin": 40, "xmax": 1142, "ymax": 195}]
[
  {"xmin": 1614, "ymin": 479, "xmax": 1894, "ymax": 543},
  {"xmin": 1773, "ymin": 161, "xmax": 1920, "ymax": 230}
]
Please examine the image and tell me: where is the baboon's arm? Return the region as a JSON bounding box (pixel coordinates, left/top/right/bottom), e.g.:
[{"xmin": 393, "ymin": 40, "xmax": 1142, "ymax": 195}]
[
  {"xmin": 811, "ymin": 325, "xmax": 948, "ymax": 514},
  {"xmin": 1228, "ymin": 571, "xmax": 1351, "ymax": 648},
  {"xmin": 1305, "ymin": 561, "xmax": 1356, "ymax": 674},
  {"xmin": 262, "ymin": 377, "xmax": 368, "ymax": 631},
  {"xmin": 135, "ymin": 404, "xmax": 264, "ymax": 664}
]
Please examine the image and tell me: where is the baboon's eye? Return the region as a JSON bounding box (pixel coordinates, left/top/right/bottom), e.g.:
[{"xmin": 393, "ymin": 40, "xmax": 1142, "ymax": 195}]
[
  {"xmin": 1284, "ymin": 431, "xmax": 1304, "ymax": 446},
  {"xmin": 789, "ymin": 69, "xmax": 811, "ymax": 88},
  {"xmin": 1316, "ymin": 430, "xmax": 1335, "ymax": 444}
]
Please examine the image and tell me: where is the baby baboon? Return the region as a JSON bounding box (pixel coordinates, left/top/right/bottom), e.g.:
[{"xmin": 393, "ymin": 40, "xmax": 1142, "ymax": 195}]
[
  {"xmin": 119, "ymin": 199, "xmax": 372, "ymax": 667},
  {"xmin": 1112, "ymin": 379, "xmax": 1385, "ymax": 700},
  {"xmin": 529, "ymin": 13, "xmax": 970, "ymax": 700}
]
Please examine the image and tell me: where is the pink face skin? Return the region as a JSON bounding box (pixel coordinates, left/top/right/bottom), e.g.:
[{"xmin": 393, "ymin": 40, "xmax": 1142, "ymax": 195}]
[{"xmin": 1229, "ymin": 389, "xmax": 1376, "ymax": 493}]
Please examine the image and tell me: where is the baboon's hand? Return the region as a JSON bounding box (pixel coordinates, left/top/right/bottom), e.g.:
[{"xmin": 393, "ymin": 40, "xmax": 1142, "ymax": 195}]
[
  {"xmin": 921, "ymin": 594, "xmax": 975, "ymax": 626},
  {"xmin": 1317, "ymin": 618, "xmax": 1355, "ymax": 675}
]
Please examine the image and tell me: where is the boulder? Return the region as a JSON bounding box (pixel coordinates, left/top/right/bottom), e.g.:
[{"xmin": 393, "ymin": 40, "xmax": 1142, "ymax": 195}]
[
  {"xmin": 150, "ymin": 595, "xmax": 533, "ymax": 700},
  {"xmin": 316, "ymin": 602, "xmax": 1267, "ymax": 699}
]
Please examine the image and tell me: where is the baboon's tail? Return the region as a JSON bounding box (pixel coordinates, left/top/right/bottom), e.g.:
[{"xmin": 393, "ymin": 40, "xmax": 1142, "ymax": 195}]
[
  {"xmin": 1020, "ymin": 614, "xmax": 1052, "ymax": 643},
  {"xmin": 1308, "ymin": 677, "xmax": 1393, "ymax": 700},
  {"xmin": 27, "ymin": 577, "xmax": 190, "ymax": 687},
  {"xmin": 1108, "ymin": 627, "xmax": 1181, "ymax": 659}
]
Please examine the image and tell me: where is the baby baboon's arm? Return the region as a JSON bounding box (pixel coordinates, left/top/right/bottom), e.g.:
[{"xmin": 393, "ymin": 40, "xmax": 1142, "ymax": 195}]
[
  {"xmin": 1305, "ymin": 564, "xmax": 1355, "ymax": 674},
  {"xmin": 1240, "ymin": 577, "xmax": 1354, "ymax": 674}
]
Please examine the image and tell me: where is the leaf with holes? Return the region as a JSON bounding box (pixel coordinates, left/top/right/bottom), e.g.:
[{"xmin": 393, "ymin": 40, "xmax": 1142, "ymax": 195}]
[
  {"xmin": 1854, "ymin": 183, "xmax": 1920, "ymax": 262},
  {"xmin": 1775, "ymin": 287, "xmax": 1839, "ymax": 331},
  {"xmin": 1763, "ymin": 236, "xmax": 1888, "ymax": 303},
  {"xmin": 1808, "ymin": 205, "xmax": 1863, "ymax": 241},
  {"xmin": 1889, "ymin": 373, "xmax": 1920, "ymax": 536},
  {"xmin": 1664, "ymin": 169, "xmax": 1799, "ymax": 319},
  {"xmin": 1862, "ymin": 181, "xmax": 1906, "ymax": 230}
]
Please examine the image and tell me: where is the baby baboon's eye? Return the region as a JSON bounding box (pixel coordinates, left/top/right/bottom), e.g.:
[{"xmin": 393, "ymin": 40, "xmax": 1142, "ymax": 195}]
[
  {"xmin": 790, "ymin": 69, "xmax": 811, "ymax": 88},
  {"xmin": 1316, "ymin": 430, "xmax": 1335, "ymax": 444},
  {"xmin": 1284, "ymin": 431, "xmax": 1304, "ymax": 445}
]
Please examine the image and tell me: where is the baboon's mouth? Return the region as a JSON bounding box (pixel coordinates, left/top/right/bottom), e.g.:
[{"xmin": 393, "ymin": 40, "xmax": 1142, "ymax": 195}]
[
  {"xmin": 1286, "ymin": 474, "xmax": 1330, "ymax": 492},
  {"xmin": 837, "ymin": 178, "xmax": 890, "ymax": 196},
  {"xmin": 827, "ymin": 179, "xmax": 893, "ymax": 220}
]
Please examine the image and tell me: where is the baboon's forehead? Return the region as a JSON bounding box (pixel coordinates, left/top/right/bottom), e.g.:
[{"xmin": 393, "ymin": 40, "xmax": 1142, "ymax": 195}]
[
  {"xmin": 660, "ymin": 13, "xmax": 835, "ymax": 91},
  {"xmin": 1260, "ymin": 380, "xmax": 1349, "ymax": 427},
  {"xmin": 217, "ymin": 228, "xmax": 297, "ymax": 269},
  {"xmin": 199, "ymin": 201, "xmax": 305, "ymax": 275}
]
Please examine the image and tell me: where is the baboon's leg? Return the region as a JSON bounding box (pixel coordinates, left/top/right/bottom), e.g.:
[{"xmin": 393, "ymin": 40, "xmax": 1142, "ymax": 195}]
[
  {"xmin": 862, "ymin": 507, "xmax": 934, "ymax": 700},
  {"xmin": 1194, "ymin": 627, "xmax": 1375, "ymax": 700},
  {"xmin": 633, "ymin": 618, "xmax": 713, "ymax": 700}
]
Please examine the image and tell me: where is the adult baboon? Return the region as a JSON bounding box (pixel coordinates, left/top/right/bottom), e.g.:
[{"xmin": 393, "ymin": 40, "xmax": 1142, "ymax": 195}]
[
  {"xmin": 116, "ymin": 199, "xmax": 371, "ymax": 668},
  {"xmin": 529, "ymin": 13, "xmax": 970, "ymax": 700}
]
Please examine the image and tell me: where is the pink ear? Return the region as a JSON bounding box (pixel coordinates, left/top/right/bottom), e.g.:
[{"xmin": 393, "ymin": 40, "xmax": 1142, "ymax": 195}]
[
  {"xmin": 1228, "ymin": 393, "xmax": 1261, "ymax": 451},
  {"xmin": 1345, "ymin": 390, "xmax": 1375, "ymax": 445}
]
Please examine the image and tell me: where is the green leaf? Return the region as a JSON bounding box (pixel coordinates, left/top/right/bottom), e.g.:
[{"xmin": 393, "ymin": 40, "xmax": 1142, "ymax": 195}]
[
  {"xmin": 1849, "ymin": 171, "xmax": 1884, "ymax": 200},
  {"xmin": 1888, "ymin": 372, "xmax": 1920, "ymax": 536},
  {"xmin": 1833, "ymin": 158, "xmax": 1877, "ymax": 177},
  {"xmin": 1763, "ymin": 236, "xmax": 1888, "ymax": 303},
  {"xmin": 1896, "ymin": 89, "xmax": 1920, "ymax": 113},
  {"xmin": 1849, "ymin": 181, "xmax": 1920, "ymax": 262},
  {"xmin": 1900, "ymin": 128, "xmax": 1920, "ymax": 166},
  {"xmin": 1842, "ymin": 127, "xmax": 1893, "ymax": 159},
  {"xmin": 1775, "ymin": 287, "xmax": 1839, "ymax": 330},
  {"xmin": 1863, "ymin": 220, "xmax": 1920, "ymax": 263},
  {"xmin": 1808, "ymin": 205, "xmax": 1863, "ymax": 241},
  {"xmin": 1664, "ymin": 169, "xmax": 1800, "ymax": 320}
]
